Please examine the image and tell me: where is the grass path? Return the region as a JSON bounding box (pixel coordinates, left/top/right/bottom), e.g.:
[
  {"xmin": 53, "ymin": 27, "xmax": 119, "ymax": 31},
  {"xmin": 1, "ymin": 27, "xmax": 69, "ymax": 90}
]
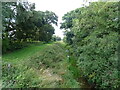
[{"xmin": 2, "ymin": 43, "xmax": 53, "ymax": 64}]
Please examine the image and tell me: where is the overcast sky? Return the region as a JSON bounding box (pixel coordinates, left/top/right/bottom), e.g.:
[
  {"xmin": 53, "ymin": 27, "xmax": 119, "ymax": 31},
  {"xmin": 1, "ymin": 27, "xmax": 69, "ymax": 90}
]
[{"xmin": 28, "ymin": 0, "xmax": 97, "ymax": 39}]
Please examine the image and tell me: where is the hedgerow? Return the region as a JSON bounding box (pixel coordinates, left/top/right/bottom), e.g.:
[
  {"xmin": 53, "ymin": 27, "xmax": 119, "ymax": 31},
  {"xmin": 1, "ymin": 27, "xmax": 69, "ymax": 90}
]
[{"xmin": 61, "ymin": 2, "xmax": 120, "ymax": 88}]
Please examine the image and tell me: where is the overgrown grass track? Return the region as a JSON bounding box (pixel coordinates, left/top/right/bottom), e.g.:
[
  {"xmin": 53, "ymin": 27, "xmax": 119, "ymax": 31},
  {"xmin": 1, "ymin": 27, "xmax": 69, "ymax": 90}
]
[{"xmin": 2, "ymin": 42, "xmax": 80, "ymax": 88}]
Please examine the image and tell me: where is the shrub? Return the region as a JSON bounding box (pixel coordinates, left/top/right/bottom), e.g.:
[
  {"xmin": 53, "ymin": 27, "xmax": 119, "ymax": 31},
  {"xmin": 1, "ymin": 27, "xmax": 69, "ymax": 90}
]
[
  {"xmin": 61, "ymin": 2, "xmax": 119, "ymax": 89},
  {"xmin": 2, "ymin": 38, "xmax": 10, "ymax": 53},
  {"xmin": 2, "ymin": 61, "xmax": 42, "ymax": 88}
]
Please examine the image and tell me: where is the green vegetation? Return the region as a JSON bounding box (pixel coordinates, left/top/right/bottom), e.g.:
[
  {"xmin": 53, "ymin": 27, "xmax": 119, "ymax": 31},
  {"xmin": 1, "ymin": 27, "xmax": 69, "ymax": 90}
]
[
  {"xmin": 2, "ymin": 42, "xmax": 51, "ymax": 63},
  {"xmin": 61, "ymin": 2, "xmax": 119, "ymax": 89},
  {"xmin": 2, "ymin": 1, "xmax": 58, "ymax": 53},
  {"xmin": 2, "ymin": 0, "xmax": 120, "ymax": 89},
  {"xmin": 2, "ymin": 42, "xmax": 80, "ymax": 88},
  {"xmin": 52, "ymin": 35, "xmax": 61, "ymax": 41}
]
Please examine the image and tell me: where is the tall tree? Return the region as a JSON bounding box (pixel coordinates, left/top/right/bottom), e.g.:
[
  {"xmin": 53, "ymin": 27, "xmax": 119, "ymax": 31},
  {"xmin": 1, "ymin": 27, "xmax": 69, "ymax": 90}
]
[{"xmin": 2, "ymin": 1, "xmax": 58, "ymax": 53}]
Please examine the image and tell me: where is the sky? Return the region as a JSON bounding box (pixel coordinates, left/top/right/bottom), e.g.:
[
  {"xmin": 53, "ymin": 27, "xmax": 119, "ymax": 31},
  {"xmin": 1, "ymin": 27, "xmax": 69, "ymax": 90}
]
[{"xmin": 28, "ymin": 0, "xmax": 96, "ymax": 39}]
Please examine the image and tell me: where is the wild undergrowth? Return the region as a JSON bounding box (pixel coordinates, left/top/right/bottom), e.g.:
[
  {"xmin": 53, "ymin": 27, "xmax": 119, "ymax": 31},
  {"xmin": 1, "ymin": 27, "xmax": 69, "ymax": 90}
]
[{"xmin": 2, "ymin": 42, "xmax": 80, "ymax": 88}]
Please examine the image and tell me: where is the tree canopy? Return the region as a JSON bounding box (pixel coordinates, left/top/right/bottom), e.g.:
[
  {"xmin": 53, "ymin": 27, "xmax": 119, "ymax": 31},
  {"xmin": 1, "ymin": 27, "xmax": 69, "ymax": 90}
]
[{"xmin": 2, "ymin": 1, "xmax": 58, "ymax": 53}]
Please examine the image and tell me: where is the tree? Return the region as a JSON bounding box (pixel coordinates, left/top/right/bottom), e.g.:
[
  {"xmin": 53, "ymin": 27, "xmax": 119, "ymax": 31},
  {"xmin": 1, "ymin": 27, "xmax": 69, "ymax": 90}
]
[
  {"xmin": 61, "ymin": 2, "xmax": 119, "ymax": 88},
  {"xmin": 2, "ymin": 1, "xmax": 58, "ymax": 53},
  {"xmin": 52, "ymin": 35, "xmax": 61, "ymax": 41}
]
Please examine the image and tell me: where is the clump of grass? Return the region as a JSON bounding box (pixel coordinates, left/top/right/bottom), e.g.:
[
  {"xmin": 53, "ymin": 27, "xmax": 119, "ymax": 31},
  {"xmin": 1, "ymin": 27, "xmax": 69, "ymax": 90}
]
[{"xmin": 2, "ymin": 61, "xmax": 42, "ymax": 88}]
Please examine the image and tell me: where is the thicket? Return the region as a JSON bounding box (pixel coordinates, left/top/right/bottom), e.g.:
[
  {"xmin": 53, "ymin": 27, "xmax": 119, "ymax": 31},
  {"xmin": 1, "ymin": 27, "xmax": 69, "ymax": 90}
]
[
  {"xmin": 61, "ymin": 2, "xmax": 120, "ymax": 89},
  {"xmin": 2, "ymin": 1, "xmax": 58, "ymax": 53}
]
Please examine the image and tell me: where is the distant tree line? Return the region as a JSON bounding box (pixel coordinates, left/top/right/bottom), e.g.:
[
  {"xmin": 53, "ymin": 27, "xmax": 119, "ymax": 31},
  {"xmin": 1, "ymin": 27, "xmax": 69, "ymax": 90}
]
[
  {"xmin": 52, "ymin": 35, "xmax": 61, "ymax": 41},
  {"xmin": 2, "ymin": 1, "xmax": 58, "ymax": 53}
]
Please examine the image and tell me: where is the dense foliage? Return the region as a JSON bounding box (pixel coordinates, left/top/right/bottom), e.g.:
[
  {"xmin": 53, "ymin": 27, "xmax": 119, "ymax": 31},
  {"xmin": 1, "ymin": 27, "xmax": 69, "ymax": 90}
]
[
  {"xmin": 2, "ymin": 1, "xmax": 58, "ymax": 53},
  {"xmin": 61, "ymin": 2, "xmax": 119, "ymax": 89}
]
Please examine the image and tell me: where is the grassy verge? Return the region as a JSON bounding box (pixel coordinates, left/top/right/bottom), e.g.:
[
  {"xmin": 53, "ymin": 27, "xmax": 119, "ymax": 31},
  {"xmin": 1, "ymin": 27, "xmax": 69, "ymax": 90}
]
[
  {"xmin": 2, "ymin": 42, "xmax": 52, "ymax": 64},
  {"xmin": 2, "ymin": 42, "xmax": 80, "ymax": 88}
]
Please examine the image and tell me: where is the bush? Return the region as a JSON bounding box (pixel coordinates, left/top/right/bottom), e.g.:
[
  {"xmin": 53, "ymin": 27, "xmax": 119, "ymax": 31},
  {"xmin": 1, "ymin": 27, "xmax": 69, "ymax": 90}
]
[
  {"xmin": 2, "ymin": 40, "xmax": 29, "ymax": 54},
  {"xmin": 61, "ymin": 2, "xmax": 119, "ymax": 89},
  {"xmin": 2, "ymin": 62, "xmax": 21, "ymax": 88},
  {"xmin": 2, "ymin": 38, "xmax": 10, "ymax": 53},
  {"xmin": 75, "ymin": 31, "xmax": 119, "ymax": 88},
  {"xmin": 2, "ymin": 61, "xmax": 42, "ymax": 88}
]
